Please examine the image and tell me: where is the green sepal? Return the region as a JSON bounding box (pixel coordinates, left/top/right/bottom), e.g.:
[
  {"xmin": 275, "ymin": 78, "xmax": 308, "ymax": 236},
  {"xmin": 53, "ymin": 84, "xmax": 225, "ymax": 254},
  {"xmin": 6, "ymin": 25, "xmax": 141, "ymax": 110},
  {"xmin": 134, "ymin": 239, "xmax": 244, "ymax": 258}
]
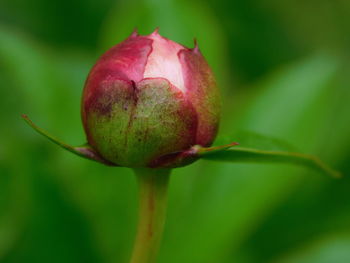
[
  {"xmin": 196, "ymin": 135, "xmax": 341, "ymax": 178},
  {"xmin": 21, "ymin": 115, "xmax": 115, "ymax": 166}
]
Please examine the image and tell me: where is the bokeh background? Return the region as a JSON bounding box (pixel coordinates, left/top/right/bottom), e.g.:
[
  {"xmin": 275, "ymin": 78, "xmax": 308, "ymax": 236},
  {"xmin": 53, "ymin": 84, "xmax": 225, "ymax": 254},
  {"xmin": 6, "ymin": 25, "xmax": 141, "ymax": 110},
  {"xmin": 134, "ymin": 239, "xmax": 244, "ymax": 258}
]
[{"xmin": 1, "ymin": 0, "xmax": 350, "ymax": 262}]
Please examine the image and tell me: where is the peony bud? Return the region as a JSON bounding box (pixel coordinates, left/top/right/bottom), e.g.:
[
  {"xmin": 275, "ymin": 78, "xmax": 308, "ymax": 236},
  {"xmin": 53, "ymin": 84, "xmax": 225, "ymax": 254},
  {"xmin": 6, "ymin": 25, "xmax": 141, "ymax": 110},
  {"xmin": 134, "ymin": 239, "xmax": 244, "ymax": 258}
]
[{"xmin": 81, "ymin": 29, "xmax": 220, "ymax": 168}]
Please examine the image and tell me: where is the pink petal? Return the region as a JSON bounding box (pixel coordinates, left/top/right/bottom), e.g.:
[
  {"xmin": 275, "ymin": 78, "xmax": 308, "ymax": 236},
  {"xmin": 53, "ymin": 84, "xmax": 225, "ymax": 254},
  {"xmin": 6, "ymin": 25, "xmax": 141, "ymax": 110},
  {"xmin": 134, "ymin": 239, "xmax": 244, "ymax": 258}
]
[{"xmin": 144, "ymin": 32, "xmax": 187, "ymax": 92}]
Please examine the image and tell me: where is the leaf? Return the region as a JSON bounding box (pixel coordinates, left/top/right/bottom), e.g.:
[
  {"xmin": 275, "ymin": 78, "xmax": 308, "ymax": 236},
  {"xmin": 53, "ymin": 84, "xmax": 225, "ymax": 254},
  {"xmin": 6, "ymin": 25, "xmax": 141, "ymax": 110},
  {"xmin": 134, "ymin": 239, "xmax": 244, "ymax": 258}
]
[
  {"xmin": 195, "ymin": 131, "xmax": 341, "ymax": 178},
  {"xmin": 198, "ymin": 145, "xmax": 341, "ymax": 178},
  {"xmin": 21, "ymin": 115, "xmax": 115, "ymax": 166}
]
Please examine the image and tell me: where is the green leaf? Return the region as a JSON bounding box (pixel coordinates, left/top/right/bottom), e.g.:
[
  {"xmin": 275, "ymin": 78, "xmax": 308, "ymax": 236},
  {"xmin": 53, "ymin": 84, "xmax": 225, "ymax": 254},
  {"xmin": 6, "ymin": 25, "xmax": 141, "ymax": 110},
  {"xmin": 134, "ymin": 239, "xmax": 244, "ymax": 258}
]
[
  {"xmin": 196, "ymin": 131, "xmax": 341, "ymax": 178},
  {"xmin": 198, "ymin": 145, "xmax": 341, "ymax": 178},
  {"xmin": 21, "ymin": 115, "xmax": 115, "ymax": 166}
]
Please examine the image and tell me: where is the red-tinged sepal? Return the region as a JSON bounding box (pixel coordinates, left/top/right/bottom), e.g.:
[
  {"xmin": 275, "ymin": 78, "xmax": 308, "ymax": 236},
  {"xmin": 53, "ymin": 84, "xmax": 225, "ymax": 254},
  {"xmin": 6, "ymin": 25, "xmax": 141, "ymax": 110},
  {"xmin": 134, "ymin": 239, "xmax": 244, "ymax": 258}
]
[
  {"xmin": 21, "ymin": 115, "xmax": 116, "ymax": 166},
  {"xmin": 149, "ymin": 142, "xmax": 239, "ymax": 168},
  {"xmin": 148, "ymin": 147, "xmax": 198, "ymax": 168}
]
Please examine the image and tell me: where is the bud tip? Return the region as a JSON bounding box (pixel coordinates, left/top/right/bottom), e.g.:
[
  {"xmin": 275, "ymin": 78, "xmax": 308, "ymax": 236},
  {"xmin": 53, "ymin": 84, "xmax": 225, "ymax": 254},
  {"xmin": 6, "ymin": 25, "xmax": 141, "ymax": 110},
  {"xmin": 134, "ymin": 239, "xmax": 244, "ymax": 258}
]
[
  {"xmin": 193, "ymin": 38, "xmax": 200, "ymax": 53},
  {"xmin": 151, "ymin": 27, "xmax": 160, "ymax": 36},
  {"xmin": 130, "ymin": 28, "xmax": 139, "ymax": 38}
]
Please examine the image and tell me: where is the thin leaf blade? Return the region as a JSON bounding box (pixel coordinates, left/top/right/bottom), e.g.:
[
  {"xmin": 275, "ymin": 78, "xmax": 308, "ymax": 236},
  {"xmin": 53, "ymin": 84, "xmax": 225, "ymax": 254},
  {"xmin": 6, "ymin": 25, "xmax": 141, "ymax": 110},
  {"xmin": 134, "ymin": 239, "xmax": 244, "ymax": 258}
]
[
  {"xmin": 198, "ymin": 146, "xmax": 341, "ymax": 178},
  {"xmin": 21, "ymin": 114, "xmax": 115, "ymax": 166}
]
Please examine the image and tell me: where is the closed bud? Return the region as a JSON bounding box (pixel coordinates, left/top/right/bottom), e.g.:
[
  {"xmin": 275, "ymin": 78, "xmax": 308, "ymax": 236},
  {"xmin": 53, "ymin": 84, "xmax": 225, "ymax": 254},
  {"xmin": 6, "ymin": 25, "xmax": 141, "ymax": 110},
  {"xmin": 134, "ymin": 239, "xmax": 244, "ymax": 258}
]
[{"xmin": 82, "ymin": 29, "xmax": 220, "ymax": 167}]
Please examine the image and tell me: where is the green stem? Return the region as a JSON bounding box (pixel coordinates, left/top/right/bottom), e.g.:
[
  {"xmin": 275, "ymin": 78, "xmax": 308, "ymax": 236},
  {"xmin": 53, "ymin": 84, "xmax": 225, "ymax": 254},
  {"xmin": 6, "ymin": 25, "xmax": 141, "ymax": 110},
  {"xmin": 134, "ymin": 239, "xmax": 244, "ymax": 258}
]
[{"xmin": 130, "ymin": 168, "xmax": 171, "ymax": 263}]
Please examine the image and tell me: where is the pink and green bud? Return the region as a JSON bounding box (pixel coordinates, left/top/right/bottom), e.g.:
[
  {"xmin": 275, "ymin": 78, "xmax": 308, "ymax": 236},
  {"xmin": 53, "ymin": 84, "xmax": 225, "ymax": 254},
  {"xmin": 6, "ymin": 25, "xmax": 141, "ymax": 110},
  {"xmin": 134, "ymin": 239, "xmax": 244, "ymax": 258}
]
[
  {"xmin": 22, "ymin": 29, "xmax": 340, "ymax": 176},
  {"xmin": 81, "ymin": 29, "xmax": 220, "ymax": 168}
]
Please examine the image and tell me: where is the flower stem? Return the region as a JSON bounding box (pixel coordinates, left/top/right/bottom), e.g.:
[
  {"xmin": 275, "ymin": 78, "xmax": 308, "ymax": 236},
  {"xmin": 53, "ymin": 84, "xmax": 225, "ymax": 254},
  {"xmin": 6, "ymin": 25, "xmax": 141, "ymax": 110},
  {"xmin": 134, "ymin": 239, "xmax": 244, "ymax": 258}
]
[{"xmin": 130, "ymin": 168, "xmax": 171, "ymax": 263}]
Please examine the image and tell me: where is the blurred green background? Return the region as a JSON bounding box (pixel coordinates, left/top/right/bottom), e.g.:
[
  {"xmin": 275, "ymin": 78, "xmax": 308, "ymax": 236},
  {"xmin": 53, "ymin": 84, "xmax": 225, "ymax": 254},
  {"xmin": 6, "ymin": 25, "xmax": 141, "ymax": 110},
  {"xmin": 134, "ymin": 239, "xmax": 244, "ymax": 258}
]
[{"xmin": 1, "ymin": 0, "xmax": 350, "ymax": 262}]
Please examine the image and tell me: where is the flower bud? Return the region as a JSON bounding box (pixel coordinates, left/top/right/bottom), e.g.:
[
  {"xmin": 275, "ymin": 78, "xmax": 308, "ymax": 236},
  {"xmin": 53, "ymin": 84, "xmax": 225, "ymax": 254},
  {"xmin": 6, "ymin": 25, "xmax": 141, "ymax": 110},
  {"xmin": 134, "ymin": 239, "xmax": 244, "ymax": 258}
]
[{"xmin": 81, "ymin": 29, "xmax": 220, "ymax": 168}]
